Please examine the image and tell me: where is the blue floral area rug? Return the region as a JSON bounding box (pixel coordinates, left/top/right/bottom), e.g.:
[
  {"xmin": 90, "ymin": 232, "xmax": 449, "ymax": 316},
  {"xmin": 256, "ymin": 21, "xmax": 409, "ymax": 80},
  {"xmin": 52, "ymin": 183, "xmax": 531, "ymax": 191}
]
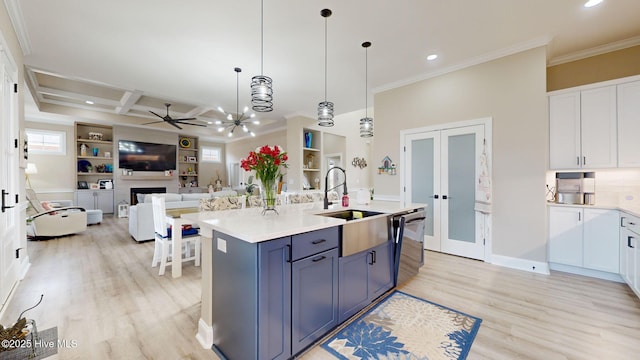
[{"xmin": 321, "ymin": 291, "xmax": 482, "ymax": 360}]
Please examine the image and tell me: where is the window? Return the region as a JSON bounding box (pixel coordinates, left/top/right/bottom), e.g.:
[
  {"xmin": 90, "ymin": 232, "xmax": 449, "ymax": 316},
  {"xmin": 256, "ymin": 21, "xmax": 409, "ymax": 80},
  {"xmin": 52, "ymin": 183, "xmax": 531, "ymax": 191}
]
[
  {"xmin": 201, "ymin": 146, "xmax": 222, "ymax": 163},
  {"xmin": 26, "ymin": 129, "xmax": 66, "ymax": 155}
]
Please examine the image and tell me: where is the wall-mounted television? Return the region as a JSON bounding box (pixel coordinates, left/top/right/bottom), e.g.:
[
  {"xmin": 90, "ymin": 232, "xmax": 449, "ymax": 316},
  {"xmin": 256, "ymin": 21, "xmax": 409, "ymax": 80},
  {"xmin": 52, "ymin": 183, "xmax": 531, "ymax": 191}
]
[{"xmin": 118, "ymin": 140, "xmax": 177, "ymax": 171}]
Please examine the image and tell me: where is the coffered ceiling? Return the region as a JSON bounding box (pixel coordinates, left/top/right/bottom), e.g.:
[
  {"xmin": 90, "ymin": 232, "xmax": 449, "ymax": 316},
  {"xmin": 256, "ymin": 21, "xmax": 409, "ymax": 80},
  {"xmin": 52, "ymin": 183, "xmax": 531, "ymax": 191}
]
[{"xmin": 6, "ymin": 0, "xmax": 640, "ymax": 141}]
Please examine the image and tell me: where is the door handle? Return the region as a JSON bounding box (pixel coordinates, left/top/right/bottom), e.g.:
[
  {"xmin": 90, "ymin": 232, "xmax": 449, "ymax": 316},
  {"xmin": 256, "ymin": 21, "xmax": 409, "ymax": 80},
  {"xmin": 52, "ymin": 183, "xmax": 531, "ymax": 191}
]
[
  {"xmin": 2, "ymin": 189, "xmax": 15, "ymax": 213},
  {"xmin": 583, "ymin": 156, "xmax": 586, "ymax": 166},
  {"xmin": 433, "ymin": 194, "xmax": 439, "ymax": 199},
  {"xmin": 629, "ymin": 236, "xmax": 635, "ymax": 249},
  {"xmin": 442, "ymin": 195, "xmax": 448, "ymax": 200},
  {"xmin": 286, "ymin": 244, "xmax": 292, "ymax": 263},
  {"xmin": 311, "ymin": 239, "xmax": 327, "ymax": 245},
  {"xmin": 368, "ymin": 251, "xmax": 374, "ymax": 265},
  {"xmin": 312, "ymin": 255, "xmax": 327, "ymax": 262}
]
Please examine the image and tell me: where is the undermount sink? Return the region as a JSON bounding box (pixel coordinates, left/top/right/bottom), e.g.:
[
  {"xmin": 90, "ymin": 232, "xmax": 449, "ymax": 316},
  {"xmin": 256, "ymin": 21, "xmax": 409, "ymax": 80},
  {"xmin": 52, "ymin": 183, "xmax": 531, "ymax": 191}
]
[
  {"xmin": 316, "ymin": 209, "xmax": 390, "ymax": 256},
  {"xmin": 316, "ymin": 209, "xmax": 385, "ymax": 221}
]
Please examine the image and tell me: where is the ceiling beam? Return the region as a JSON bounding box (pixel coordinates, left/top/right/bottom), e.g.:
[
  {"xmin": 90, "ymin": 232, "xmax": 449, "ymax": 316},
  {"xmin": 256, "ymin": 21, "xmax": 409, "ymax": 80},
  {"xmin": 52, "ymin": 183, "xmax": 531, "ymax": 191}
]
[
  {"xmin": 38, "ymin": 86, "xmax": 120, "ymax": 107},
  {"xmin": 116, "ymin": 90, "xmax": 143, "ymax": 114}
]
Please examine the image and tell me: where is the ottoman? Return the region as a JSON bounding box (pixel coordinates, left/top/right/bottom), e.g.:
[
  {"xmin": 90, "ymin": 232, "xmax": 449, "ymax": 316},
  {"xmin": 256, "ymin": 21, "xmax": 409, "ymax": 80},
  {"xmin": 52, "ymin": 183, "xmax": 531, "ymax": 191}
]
[{"xmin": 86, "ymin": 209, "xmax": 103, "ymax": 225}]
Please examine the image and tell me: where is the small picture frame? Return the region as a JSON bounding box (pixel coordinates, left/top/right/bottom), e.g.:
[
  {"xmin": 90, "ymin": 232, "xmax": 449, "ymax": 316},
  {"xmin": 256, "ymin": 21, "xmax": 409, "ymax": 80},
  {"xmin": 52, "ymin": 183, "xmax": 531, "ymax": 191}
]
[
  {"xmin": 187, "ymin": 156, "xmax": 197, "ymax": 162},
  {"xmin": 77, "ymin": 181, "xmax": 89, "ymax": 189},
  {"xmin": 90, "ymin": 183, "xmax": 100, "ymax": 189},
  {"xmin": 98, "ymin": 179, "xmax": 113, "ymax": 189}
]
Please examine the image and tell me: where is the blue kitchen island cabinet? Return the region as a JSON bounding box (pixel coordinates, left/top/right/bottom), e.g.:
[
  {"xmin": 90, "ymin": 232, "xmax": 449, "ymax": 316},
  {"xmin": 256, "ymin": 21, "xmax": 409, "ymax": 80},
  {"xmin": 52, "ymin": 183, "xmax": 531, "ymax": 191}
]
[
  {"xmin": 211, "ymin": 226, "xmax": 339, "ymax": 360},
  {"xmin": 338, "ymin": 240, "xmax": 394, "ymax": 323}
]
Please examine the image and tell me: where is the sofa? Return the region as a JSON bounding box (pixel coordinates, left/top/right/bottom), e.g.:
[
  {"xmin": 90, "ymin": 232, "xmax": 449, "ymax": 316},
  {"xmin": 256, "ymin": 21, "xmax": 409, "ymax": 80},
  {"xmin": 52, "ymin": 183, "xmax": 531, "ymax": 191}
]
[{"xmin": 128, "ymin": 190, "xmax": 237, "ymax": 242}]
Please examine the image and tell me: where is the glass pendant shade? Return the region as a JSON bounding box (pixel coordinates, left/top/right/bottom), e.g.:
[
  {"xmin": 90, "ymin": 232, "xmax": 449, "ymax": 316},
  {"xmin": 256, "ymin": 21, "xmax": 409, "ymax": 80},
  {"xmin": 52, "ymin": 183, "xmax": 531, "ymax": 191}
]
[
  {"xmin": 251, "ymin": 75, "xmax": 273, "ymax": 112},
  {"xmin": 318, "ymin": 101, "xmax": 334, "ymax": 126},
  {"xmin": 360, "ymin": 117, "xmax": 373, "ymax": 137}
]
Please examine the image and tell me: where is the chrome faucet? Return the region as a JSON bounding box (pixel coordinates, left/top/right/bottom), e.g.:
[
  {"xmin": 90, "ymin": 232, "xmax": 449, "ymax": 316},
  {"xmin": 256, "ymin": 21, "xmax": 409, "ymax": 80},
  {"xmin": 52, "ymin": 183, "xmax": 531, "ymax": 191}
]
[{"xmin": 324, "ymin": 166, "xmax": 347, "ymax": 209}]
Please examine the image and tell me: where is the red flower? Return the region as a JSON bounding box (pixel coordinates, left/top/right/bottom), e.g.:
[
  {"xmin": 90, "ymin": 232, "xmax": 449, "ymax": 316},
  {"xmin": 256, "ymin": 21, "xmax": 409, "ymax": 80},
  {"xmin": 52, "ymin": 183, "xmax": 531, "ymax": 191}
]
[{"xmin": 240, "ymin": 145, "xmax": 288, "ymax": 184}]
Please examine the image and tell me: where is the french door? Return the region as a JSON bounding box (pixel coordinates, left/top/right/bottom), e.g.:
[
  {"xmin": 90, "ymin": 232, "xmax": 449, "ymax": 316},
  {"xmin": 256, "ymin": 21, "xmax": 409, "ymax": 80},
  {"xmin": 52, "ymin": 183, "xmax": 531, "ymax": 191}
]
[
  {"xmin": 0, "ymin": 46, "xmax": 20, "ymax": 307},
  {"xmin": 404, "ymin": 124, "xmax": 485, "ymax": 260}
]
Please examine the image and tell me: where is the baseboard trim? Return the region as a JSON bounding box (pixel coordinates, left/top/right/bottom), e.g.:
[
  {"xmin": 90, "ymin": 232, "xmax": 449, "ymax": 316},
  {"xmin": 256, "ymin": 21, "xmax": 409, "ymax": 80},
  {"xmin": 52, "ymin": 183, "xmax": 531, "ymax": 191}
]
[
  {"xmin": 549, "ymin": 263, "xmax": 624, "ymax": 283},
  {"xmin": 195, "ymin": 318, "xmax": 213, "ymax": 349},
  {"xmin": 490, "ymin": 254, "xmax": 550, "ymax": 275}
]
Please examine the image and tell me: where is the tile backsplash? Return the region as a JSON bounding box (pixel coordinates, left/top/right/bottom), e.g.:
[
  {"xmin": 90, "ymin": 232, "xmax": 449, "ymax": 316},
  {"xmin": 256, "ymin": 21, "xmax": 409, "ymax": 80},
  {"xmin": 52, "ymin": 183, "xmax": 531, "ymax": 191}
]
[{"xmin": 547, "ymin": 169, "xmax": 640, "ymax": 207}]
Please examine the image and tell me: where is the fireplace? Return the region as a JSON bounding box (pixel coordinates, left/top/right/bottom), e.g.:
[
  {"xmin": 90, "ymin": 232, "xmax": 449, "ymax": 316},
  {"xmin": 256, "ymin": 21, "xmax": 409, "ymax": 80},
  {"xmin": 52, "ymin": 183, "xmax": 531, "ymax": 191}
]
[{"xmin": 131, "ymin": 187, "xmax": 166, "ymax": 205}]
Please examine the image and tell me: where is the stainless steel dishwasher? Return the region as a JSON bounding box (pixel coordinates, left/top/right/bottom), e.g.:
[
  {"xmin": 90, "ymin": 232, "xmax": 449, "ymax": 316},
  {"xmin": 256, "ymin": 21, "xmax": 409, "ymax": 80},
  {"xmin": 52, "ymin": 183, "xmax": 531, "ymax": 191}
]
[{"xmin": 393, "ymin": 209, "xmax": 426, "ymax": 286}]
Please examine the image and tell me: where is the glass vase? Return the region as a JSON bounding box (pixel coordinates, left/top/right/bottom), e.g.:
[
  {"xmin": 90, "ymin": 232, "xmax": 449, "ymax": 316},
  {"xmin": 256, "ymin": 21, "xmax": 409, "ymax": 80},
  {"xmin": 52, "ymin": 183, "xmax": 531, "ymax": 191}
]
[{"xmin": 259, "ymin": 178, "xmax": 278, "ymax": 215}]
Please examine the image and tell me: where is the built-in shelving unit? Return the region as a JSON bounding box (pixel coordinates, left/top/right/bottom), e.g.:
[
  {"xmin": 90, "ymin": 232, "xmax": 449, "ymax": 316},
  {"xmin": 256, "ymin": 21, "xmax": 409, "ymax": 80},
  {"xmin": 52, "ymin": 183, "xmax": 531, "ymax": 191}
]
[
  {"xmin": 178, "ymin": 135, "xmax": 199, "ymax": 188},
  {"xmin": 75, "ymin": 122, "xmax": 115, "ymax": 213},
  {"xmin": 302, "ymin": 128, "xmax": 322, "ymax": 190}
]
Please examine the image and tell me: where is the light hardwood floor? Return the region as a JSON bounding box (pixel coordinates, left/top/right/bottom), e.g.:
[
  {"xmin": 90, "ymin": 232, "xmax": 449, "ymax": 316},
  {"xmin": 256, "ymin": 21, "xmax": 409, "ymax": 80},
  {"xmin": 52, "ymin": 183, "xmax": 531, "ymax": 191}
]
[{"xmin": 2, "ymin": 215, "xmax": 639, "ymax": 359}]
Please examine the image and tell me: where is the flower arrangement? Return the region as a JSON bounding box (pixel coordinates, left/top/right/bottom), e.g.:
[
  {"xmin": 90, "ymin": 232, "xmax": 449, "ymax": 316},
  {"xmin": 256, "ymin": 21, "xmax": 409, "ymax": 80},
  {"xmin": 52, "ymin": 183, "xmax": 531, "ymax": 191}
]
[{"xmin": 240, "ymin": 145, "xmax": 288, "ymax": 213}]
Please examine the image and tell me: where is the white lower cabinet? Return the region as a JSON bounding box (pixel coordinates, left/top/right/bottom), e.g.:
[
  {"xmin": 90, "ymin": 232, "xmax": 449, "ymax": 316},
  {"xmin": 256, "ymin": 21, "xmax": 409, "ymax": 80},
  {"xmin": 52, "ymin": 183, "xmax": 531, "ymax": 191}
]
[
  {"xmin": 549, "ymin": 206, "xmax": 619, "ymax": 274},
  {"xmin": 620, "ymin": 213, "xmax": 640, "ymax": 298},
  {"xmin": 75, "ymin": 189, "xmax": 114, "ymax": 214}
]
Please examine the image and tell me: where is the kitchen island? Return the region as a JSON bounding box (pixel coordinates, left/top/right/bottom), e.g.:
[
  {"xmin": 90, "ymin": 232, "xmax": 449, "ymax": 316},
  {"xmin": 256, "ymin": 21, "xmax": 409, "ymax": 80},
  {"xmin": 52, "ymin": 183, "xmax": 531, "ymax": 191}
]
[{"xmin": 182, "ymin": 200, "xmax": 425, "ymax": 359}]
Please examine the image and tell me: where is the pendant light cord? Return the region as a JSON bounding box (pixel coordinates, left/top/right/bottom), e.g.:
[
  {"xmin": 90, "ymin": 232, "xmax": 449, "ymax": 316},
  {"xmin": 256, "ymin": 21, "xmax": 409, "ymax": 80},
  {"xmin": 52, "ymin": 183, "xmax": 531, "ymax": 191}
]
[
  {"xmin": 365, "ymin": 46, "xmax": 368, "ymax": 118},
  {"xmin": 324, "ymin": 14, "xmax": 328, "ymax": 102},
  {"xmin": 236, "ymin": 69, "xmax": 239, "ymax": 119},
  {"xmin": 260, "ymin": 0, "xmax": 264, "ymax": 76}
]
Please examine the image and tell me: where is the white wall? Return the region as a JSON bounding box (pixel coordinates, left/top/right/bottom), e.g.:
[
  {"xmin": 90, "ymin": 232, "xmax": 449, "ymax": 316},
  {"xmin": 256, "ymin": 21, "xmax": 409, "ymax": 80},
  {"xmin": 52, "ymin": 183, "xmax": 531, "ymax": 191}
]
[{"xmin": 374, "ymin": 47, "xmax": 548, "ymax": 262}]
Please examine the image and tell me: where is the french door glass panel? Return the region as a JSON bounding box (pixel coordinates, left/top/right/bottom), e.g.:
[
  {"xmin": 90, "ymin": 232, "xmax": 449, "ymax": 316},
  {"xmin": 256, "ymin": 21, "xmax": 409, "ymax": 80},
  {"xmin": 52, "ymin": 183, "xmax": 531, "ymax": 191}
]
[
  {"xmin": 405, "ymin": 131, "xmax": 440, "ymax": 251},
  {"xmin": 447, "ymin": 133, "xmax": 476, "ymax": 243},
  {"xmin": 411, "ymin": 138, "xmax": 434, "ymax": 237}
]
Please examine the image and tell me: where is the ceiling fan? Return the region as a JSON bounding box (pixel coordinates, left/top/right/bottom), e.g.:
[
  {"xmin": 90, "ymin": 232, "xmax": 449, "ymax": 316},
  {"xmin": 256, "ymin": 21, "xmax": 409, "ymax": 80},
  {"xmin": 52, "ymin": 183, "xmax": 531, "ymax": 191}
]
[{"xmin": 142, "ymin": 103, "xmax": 206, "ymax": 130}]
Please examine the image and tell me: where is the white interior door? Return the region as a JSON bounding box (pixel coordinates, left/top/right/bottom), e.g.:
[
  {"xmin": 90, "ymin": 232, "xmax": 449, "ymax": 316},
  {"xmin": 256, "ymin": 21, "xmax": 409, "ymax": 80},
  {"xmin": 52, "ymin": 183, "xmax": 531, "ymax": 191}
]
[
  {"xmin": 0, "ymin": 48, "xmax": 20, "ymax": 306},
  {"xmin": 403, "ymin": 123, "xmax": 486, "ymax": 260},
  {"xmin": 440, "ymin": 125, "xmax": 484, "ymax": 259}
]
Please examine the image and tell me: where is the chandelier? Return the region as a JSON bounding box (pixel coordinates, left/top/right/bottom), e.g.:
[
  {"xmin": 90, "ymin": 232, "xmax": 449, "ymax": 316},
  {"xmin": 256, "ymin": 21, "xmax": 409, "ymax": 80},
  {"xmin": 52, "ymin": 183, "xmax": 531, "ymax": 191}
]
[{"xmin": 216, "ymin": 67, "xmax": 259, "ymax": 137}]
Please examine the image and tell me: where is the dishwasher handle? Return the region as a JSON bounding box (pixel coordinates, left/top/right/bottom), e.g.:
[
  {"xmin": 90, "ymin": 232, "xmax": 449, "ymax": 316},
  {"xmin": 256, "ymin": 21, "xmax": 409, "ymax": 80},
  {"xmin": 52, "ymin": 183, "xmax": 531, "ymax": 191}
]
[{"xmin": 405, "ymin": 217, "xmax": 426, "ymax": 224}]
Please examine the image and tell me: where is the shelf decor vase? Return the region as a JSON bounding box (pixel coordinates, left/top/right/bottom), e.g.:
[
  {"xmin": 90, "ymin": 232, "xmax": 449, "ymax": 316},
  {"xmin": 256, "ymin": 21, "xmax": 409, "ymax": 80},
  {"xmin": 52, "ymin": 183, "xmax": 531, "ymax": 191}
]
[{"xmin": 259, "ymin": 178, "xmax": 278, "ymax": 215}]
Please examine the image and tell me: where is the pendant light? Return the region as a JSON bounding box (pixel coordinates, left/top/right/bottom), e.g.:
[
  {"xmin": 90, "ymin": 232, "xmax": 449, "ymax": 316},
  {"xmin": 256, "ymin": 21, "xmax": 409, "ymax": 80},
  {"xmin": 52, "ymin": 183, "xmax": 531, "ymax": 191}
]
[
  {"xmin": 216, "ymin": 67, "xmax": 258, "ymax": 137},
  {"xmin": 251, "ymin": 0, "xmax": 273, "ymax": 112},
  {"xmin": 359, "ymin": 41, "xmax": 373, "ymax": 138},
  {"xmin": 317, "ymin": 8, "xmax": 334, "ymax": 127}
]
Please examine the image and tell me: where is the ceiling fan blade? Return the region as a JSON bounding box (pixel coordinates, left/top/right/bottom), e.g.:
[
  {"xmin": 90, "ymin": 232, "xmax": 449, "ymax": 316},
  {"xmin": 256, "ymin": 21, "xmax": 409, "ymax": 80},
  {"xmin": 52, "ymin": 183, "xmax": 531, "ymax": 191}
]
[
  {"xmin": 174, "ymin": 117, "xmax": 197, "ymax": 121},
  {"xmin": 178, "ymin": 122, "xmax": 207, "ymax": 127},
  {"xmin": 141, "ymin": 120, "xmax": 166, "ymax": 125},
  {"xmin": 149, "ymin": 110, "xmax": 164, "ymax": 119},
  {"xmin": 168, "ymin": 121, "xmax": 183, "ymax": 130}
]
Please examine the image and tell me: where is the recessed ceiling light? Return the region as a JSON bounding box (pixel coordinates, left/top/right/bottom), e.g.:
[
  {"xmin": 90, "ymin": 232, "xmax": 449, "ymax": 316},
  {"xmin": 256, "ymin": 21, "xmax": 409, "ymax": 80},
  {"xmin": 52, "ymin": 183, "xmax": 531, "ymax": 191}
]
[
  {"xmin": 427, "ymin": 54, "xmax": 438, "ymax": 61},
  {"xmin": 85, "ymin": 100, "xmax": 94, "ymax": 105},
  {"xmin": 584, "ymin": 0, "xmax": 603, "ymax": 8}
]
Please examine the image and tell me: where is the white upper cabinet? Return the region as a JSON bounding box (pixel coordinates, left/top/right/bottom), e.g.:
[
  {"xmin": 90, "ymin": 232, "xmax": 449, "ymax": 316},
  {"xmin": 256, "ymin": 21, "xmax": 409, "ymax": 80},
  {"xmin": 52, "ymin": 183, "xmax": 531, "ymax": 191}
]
[
  {"xmin": 617, "ymin": 81, "xmax": 640, "ymax": 167},
  {"xmin": 549, "ymin": 85, "xmax": 617, "ymax": 170},
  {"xmin": 580, "ymin": 86, "xmax": 617, "ymax": 169},
  {"xmin": 549, "ymin": 92, "xmax": 581, "ymax": 169}
]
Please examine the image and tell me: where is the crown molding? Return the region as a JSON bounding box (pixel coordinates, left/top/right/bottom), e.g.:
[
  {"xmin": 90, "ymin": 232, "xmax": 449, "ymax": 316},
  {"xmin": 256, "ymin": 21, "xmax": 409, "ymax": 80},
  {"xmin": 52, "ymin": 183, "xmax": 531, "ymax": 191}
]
[
  {"xmin": 547, "ymin": 35, "xmax": 640, "ymax": 66},
  {"xmin": 3, "ymin": 0, "xmax": 32, "ymax": 56},
  {"xmin": 373, "ymin": 35, "xmax": 552, "ymax": 94}
]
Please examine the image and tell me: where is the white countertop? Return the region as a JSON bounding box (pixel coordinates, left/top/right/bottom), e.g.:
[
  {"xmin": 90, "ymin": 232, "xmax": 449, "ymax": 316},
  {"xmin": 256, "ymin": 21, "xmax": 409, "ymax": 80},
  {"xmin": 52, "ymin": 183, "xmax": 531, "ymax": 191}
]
[
  {"xmin": 181, "ymin": 201, "xmax": 425, "ymax": 243},
  {"xmin": 547, "ymin": 201, "xmax": 640, "ymax": 218}
]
